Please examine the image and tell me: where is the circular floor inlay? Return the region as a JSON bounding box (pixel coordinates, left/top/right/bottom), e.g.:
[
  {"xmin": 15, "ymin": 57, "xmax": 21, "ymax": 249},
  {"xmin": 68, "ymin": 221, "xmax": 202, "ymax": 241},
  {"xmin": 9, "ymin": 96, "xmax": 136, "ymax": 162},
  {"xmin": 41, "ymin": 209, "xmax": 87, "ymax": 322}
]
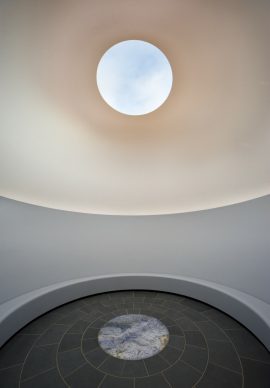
[
  {"xmin": 98, "ymin": 314, "xmax": 169, "ymax": 360},
  {"xmin": 96, "ymin": 40, "xmax": 173, "ymax": 115}
]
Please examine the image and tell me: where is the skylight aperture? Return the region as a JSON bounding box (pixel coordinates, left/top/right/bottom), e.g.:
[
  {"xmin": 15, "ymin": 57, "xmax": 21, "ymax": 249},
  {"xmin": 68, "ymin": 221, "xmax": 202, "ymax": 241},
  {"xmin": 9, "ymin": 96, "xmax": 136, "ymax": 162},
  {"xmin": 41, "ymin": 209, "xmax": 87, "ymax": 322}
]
[{"xmin": 96, "ymin": 40, "xmax": 173, "ymax": 115}]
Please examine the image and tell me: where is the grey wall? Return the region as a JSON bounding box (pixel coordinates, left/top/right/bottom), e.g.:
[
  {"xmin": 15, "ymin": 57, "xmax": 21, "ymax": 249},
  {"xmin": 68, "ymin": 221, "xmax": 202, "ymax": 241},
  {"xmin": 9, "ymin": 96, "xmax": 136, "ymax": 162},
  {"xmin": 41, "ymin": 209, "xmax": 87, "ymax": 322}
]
[{"xmin": 0, "ymin": 195, "xmax": 269, "ymax": 306}]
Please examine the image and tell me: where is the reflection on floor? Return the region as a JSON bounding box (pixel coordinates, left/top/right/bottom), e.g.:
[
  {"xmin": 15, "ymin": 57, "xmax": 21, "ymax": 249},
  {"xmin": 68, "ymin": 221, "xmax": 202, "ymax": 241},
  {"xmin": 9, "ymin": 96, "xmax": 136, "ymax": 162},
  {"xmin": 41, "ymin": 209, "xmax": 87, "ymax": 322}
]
[
  {"xmin": 98, "ymin": 314, "xmax": 169, "ymax": 360},
  {"xmin": 0, "ymin": 291, "xmax": 270, "ymax": 387}
]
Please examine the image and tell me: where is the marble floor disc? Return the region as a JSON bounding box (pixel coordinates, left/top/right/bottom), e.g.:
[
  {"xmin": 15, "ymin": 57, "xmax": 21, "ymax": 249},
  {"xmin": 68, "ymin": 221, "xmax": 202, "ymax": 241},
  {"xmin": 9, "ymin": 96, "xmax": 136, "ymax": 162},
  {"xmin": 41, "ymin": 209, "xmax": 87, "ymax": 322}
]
[{"xmin": 98, "ymin": 314, "xmax": 169, "ymax": 360}]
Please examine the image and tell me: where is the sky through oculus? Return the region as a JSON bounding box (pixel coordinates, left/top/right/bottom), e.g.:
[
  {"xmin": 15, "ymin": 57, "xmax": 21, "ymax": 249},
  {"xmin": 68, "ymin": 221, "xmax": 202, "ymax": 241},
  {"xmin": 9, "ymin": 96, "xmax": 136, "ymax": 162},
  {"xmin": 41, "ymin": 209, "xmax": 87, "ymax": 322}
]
[{"xmin": 96, "ymin": 40, "xmax": 173, "ymax": 115}]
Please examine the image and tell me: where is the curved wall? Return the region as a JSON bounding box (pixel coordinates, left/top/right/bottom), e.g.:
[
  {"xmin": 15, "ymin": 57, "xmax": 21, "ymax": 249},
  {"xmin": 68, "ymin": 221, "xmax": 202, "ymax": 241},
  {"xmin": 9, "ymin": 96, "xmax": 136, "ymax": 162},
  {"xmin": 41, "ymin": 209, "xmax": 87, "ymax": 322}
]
[{"xmin": 0, "ymin": 196, "xmax": 270, "ymax": 348}]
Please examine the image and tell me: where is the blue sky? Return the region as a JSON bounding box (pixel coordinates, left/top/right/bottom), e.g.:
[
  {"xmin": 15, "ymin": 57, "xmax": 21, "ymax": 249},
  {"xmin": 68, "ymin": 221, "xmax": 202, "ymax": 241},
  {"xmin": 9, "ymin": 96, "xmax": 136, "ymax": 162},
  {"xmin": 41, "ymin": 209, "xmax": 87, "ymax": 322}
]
[{"xmin": 96, "ymin": 40, "xmax": 173, "ymax": 115}]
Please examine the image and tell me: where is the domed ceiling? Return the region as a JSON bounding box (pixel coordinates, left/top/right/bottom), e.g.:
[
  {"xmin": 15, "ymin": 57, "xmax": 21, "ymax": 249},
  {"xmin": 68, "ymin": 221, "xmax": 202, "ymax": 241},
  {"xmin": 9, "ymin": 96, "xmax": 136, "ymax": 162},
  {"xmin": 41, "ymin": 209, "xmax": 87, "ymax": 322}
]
[{"xmin": 0, "ymin": 0, "xmax": 269, "ymax": 215}]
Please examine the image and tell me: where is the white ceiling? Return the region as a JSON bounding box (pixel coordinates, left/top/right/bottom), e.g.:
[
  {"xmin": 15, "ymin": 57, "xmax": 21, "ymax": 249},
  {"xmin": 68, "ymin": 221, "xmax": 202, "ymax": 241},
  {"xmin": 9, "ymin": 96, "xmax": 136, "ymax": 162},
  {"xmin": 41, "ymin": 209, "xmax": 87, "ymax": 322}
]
[{"xmin": 0, "ymin": 0, "xmax": 269, "ymax": 215}]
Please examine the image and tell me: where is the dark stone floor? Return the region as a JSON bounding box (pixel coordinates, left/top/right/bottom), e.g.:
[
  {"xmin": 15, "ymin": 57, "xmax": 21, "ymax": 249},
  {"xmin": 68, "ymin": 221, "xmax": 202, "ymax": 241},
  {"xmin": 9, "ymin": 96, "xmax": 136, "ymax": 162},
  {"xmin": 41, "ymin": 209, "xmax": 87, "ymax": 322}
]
[{"xmin": 0, "ymin": 291, "xmax": 270, "ymax": 388}]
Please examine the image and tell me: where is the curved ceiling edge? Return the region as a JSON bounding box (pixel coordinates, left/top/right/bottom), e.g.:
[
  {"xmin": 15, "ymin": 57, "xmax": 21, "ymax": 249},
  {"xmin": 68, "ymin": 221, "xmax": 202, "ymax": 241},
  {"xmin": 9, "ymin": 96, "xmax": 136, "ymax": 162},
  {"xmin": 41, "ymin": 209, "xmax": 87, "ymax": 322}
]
[{"xmin": 1, "ymin": 191, "xmax": 269, "ymax": 216}]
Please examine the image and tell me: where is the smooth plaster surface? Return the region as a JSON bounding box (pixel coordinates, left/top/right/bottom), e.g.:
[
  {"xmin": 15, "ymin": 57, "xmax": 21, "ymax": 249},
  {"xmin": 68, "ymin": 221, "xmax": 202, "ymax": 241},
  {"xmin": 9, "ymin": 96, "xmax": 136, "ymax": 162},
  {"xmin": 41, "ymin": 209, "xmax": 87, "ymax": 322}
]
[
  {"xmin": 0, "ymin": 0, "xmax": 270, "ymax": 214},
  {"xmin": 0, "ymin": 195, "xmax": 269, "ymax": 305}
]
